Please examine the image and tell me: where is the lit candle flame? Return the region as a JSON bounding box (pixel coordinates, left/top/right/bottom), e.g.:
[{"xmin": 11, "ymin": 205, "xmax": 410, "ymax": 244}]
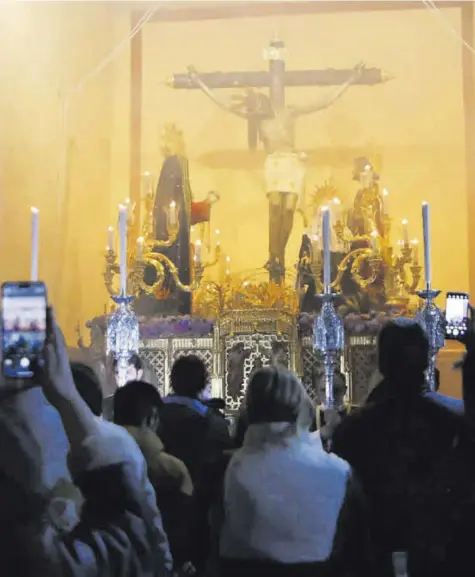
[
  {"xmin": 225, "ymin": 256, "xmax": 231, "ymax": 263},
  {"xmin": 31, "ymin": 207, "xmax": 39, "ymax": 214},
  {"xmin": 169, "ymin": 201, "xmax": 176, "ymax": 208},
  {"xmin": 364, "ymin": 164, "xmax": 371, "ymax": 172},
  {"xmin": 370, "ymin": 230, "xmax": 378, "ymax": 238},
  {"xmin": 401, "ymin": 218, "xmax": 408, "ymax": 225},
  {"xmin": 215, "ymin": 229, "xmax": 220, "ymax": 235},
  {"xmin": 332, "ymin": 197, "xmax": 341, "ymax": 205},
  {"xmin": 382, "ymin": 188, "xmax": 389, "ymax": 197}
]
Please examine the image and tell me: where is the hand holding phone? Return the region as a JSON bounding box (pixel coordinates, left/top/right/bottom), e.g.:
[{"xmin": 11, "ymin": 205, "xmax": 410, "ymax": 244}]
[
  {"xmin": 445, "ymin": 292, "xmax": 469, "ymax": 340},
  {"xmin": 1, "ymin": 282, "xmax": 47, "ymax": 381}
]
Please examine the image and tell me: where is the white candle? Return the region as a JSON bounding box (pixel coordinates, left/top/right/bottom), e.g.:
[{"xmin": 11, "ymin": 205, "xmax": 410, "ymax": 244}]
[
  {"xmin": 30, "ymin": 207, "xmax": 39, "ymax": 281},
  {"xmin": 195, "ymin": 239, "xmax": 202, "ymax": 263},
  {"xmin": 119, "ymin": 205, "xmax": 127, "ymax": 294},
  {"xmin": 143, "ymin": 171, "xmax": 152, "ymax": 194},
  {"xmin": 361, "ymin": 164, "xmax": 372, "ymax": 189},
  {"xmin": 311, "ymin": 234, "xmax": 320, "ymax": 258},
  {"xmin": 382, "ymin": 188, "xmax": 389, "ymax": 215},
  {"xmin": 322, "ymin": 207, "xmax": 331, "ymax": 293},
  {"xmin": 332, "ymin": 197, "xmax": 342, "ymax": 222},
  {"xmin": 107, "ymin": 226, "xmax": 114, "ymax": 251},
  {"xmin": 370, "ymin": 230, "xmax": 378, "ymax": 252},
  {"xmin": 169, "ymin": 201, "xmax": 177, "ymax": 226},
  {"xmin": 422, "ymin": 202, "xmax": 431, "ymax": 287},
  {"xmin": 401, "ymin": 219, "xmax": 409, "ymax": 246},
  {"xmin": 411, "ymin": 238, "xmax": 419, "ymax": 265},
  {"xmin": 137, "ymin": 236, "xmax": 144, "ymax": 260}
]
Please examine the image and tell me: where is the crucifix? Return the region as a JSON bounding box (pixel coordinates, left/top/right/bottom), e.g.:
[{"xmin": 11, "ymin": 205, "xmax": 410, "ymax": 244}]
[{"xmin": 168, "ymin": 36, "xmax": 391, "ymax": 284}]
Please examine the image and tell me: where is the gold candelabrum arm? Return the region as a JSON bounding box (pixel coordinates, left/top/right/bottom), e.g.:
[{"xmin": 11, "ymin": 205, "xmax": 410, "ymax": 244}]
[
  {"xmin": 306, "ymin": 247, "xmax": 379, "ymax": 294},
  {"xmin": 104, "ymin": 242, "xmax": 221, "ymax": 299},
  {"xmin": 104, "ymin": 249, "xmax": 120, "ymax": 295},
  {"xmin": 334, "ymin": 222, "xmax": 374, "ymax": 246},
  {"xmin": 143, "ymin": 223, "xmax": 179, "ymax": 250},
  {"xmin": 331, "ymin": 248, "xmax": 381, "ymax": 291},
  {"xmin": 394, "ymin": 245, "xmax": 422, "ymax": 295}
]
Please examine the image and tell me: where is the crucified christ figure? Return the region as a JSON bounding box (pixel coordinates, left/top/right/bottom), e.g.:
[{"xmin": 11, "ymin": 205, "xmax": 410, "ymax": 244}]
[{"xmin": 187, "ymin": 62, "xmax": 364, "ymax": 284}]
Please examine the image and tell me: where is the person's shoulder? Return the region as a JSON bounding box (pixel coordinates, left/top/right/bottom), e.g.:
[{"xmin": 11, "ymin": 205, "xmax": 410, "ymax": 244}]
[
  {"xmin": 317, "ymin": 447, "xmax": 352, "ymax": 477},
  {"xmin": 425, "ymin": 391, "xmax": 464, "ymax": 416},
  {"xmin": 334, "ymin": 403, "xmax": 375, "ymax": 432},
  {"xmin": 160, "ymin": 450, "xmax": 188, "ymax": 476},
  {"xmin": 96, "ymin": 420, "xmax": 148, "ymax": 463}
]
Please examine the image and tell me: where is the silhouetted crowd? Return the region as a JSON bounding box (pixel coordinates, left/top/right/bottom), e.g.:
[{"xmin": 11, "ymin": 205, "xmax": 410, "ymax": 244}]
[{"xmin": 1, "ymin": 310, "xmax": 475, "ymax": 577}]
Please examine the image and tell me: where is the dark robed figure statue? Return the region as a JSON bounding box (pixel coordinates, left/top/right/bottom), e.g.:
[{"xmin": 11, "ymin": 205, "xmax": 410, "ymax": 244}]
[{"xmin": 137, "ymin": 125, "xmax": 215, "ymax": 317}]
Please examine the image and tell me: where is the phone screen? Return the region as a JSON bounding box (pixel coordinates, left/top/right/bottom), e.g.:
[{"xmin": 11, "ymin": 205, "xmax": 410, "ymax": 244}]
[
  {"xmin": 445, "ymin": 292, "xmax": 469, "ymax": 339},
  {"xmin": 1, "ymin": 282, "xmax": 47, "ymax": 378}
]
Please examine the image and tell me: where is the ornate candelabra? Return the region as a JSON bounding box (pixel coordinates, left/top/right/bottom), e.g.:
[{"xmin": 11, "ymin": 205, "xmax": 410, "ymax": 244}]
[
  {"xmin": 414, "ymin": 286, "xmax": 445, "ymax": 391},
  {"xmin": 104, "ymin": 180, "xmax": 220, "ymax": 299},
  {"xmin": 300, "ymin": 180, "xmax": 422, "ymax": 315},
  {"xmin": 313, "ymin": 293, "xmax": 345, "ymax": 409},
  {"xmin": 106, "ymin": 294, "xmax": 140, "ymax": 387}
]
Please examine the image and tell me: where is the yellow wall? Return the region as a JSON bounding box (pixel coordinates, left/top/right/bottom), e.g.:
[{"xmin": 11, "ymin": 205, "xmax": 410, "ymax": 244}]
[
  {"xmin": 0, "ymin": 2, "xmax": 121, "ymax": 342},
  {"xmin": 140, "ymin": 6, "xmax": 468, "ymax": 295},
  {"xmin": 0, "ymin": 3, "xmax": 470, "ymax": 346}
]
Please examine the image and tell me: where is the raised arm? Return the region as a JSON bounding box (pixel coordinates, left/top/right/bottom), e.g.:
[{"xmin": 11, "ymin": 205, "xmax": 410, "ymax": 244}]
[
  {"xmin": 187, "ymin": 65, "xmax": 248, "ymax": 119},
  {"xmin": 292, "ymin": 62, "xmax": 365, "ymax": 118}
]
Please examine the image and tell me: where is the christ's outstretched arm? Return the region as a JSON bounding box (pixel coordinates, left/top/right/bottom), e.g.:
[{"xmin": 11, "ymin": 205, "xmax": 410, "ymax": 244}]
[
  {"xmin": 187, "ymin": 65, "xmax": 249, "ymax": 119},
  {"xmin": 291, "ymin": 62, "xmax": 365, "ymax": 118}
]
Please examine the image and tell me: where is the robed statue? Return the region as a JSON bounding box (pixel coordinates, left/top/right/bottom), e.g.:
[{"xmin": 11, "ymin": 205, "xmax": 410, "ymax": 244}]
[{"xmin": 136, "ymin": 125, "xmax": 218, "ymax": 317}]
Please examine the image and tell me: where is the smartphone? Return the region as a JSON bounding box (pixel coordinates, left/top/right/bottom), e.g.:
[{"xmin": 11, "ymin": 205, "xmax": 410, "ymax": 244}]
[
  {"xmin": 445, "ymin": 292, "xmax": 469, "ymax": 340},
  {"xmin": 1, "ymin": 282, "xmax": 47, "ymax": 379}
]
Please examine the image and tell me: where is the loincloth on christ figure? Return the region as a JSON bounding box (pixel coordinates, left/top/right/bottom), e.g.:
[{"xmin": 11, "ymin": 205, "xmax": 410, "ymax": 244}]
[{"xmin": 264, "ymin": 151, "xmax": 305, "ymax": 197}]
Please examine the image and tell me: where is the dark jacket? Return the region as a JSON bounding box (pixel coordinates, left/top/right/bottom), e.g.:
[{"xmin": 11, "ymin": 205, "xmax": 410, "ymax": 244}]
[
  {"xmin": 367, "ymin": 378, "xmax": 464, "ymax": 415},
  {"xmin": 406, "ymin": 350, "xmax": 475, "ymax": 577},
  {"xmin": 159, "ymin": 395, "xmax": 231, "ymax": 486},
  {"xmin": 332, "ymin": 381, "xmax": 462, "ymax": 576},
  {"xmin": 159, "ymin": 395, "xmax": 232, "ymax": 572}
]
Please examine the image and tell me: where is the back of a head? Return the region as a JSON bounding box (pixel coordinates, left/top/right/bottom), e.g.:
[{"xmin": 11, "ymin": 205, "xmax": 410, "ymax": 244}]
[
  {"xmin": 246, "ymin": 366, "xmax": 313, "ymax": 429},
  {"xmin": 70, "ymin": 362, "xmax": 103, "ymax": 417},
  {"xmin": 378, "ymin": 318, "xmax": 429, "ymax": 388},
  {"xmin": 170, "ymin": 355, "xmax": 208, "ymax": 398},
  {"xmin": 113, "ymin": 380, "xmax": 163, "ymax": 427}
]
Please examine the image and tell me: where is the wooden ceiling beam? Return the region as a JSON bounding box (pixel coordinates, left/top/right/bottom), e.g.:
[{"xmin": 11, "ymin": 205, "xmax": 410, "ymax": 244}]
[{"xmin": 147, "ymin": 1, "xmax": 463, "ymax": 24}]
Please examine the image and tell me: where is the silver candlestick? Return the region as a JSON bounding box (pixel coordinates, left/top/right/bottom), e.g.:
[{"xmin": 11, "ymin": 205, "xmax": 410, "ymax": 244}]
[
  {"xmin": 106, "ymin": 294, "xmax": 140, "ymax": 388},
  {"xmin": 414, "ymin": 287, "xmax": 445, "ymax": 391},
  {"xmin": 313, "ymin": 293, "xmax": 345, "ymax": 409}
]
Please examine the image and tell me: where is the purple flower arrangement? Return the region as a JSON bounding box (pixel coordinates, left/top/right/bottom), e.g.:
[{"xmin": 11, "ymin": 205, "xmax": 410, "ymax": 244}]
[
  {"xmin": 298, "ymin": 311, "xmax": 390, "ymax": 336},
  {"xmin": 92, "ymin": 312, "xmax": 390, "ymax": 339},
  {"xmin": 138, "ymin": 315, "xmax": 215, "ymax": 338}
]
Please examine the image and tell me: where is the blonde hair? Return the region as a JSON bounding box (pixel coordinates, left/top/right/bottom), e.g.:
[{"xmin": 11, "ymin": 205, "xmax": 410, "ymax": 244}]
[{"xmin": 246, "ymin": 367, "xmax": 314, "ymax": 429}]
